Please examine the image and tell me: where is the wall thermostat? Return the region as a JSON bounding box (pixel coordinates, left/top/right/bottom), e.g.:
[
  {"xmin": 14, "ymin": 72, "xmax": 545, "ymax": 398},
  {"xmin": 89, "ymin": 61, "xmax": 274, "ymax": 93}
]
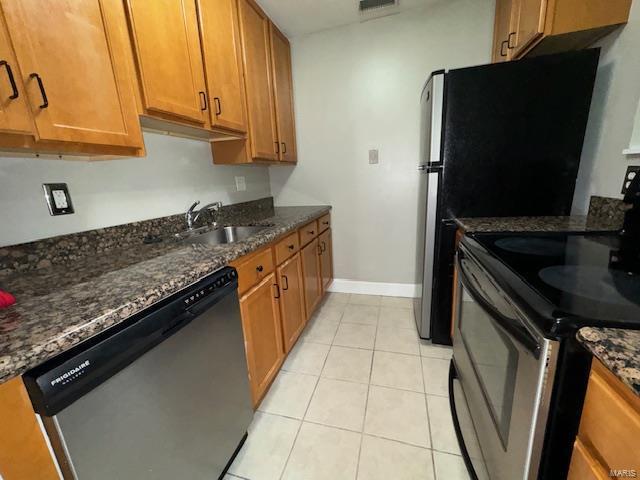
[{"xmin": 43, "ymin": 183, "xmax": 74, "ymax": 216}]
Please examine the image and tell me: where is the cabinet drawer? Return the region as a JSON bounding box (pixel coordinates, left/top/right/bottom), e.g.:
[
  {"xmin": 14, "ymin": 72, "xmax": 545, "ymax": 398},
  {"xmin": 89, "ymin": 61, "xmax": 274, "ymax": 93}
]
[
  {"xmin": 275, "ymin": 232, "xmax": 299, "ymax": 265},
  {"xmin": 318, "ymin": 213, "xmax": 331, "ymax": 232},
  {"xmin": 578, "ymin": 360, "xmax": 640, "ymax": 472},
  {"xmin": 233, "ymin": 247, "xmax": 274, "ymax": 295},
  {"xmin": 298, "ymin": 220, "xmax": 318, "ymax": 246}
]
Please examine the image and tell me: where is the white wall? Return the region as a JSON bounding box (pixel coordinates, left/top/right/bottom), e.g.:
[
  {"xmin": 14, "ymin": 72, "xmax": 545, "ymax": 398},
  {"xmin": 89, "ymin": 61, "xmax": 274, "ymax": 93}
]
[
  {"xmin": 572, "ymin": 1, "xmax": 640, "ymax": 213},
  {"xmin": 0, "ymin": 132, "xmax": 271, "ymax": 246},
  {"xmin": 270, "ymin": 0, "xmax": 495, "ymax": 286}
]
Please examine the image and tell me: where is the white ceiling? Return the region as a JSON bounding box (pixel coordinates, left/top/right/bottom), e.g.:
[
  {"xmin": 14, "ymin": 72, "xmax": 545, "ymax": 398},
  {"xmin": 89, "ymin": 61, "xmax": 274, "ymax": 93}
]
[{"xmin": 257, "ymin": 0, "xmax": 441, "ymax": 38}]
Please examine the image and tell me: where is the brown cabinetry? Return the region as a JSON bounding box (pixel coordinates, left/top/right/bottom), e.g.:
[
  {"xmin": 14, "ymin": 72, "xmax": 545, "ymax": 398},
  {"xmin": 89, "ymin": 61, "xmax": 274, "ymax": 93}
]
[
  {"xmin": 0, "ymin": 378, "xmax": 60, "ymax": 479},
  {"xmin": 226, "ymin": 214, "xmax": 332, "ymax": 407},
  {"xmin": 197, "ymin": 0, "xmax": 248, "ymax": 133},
  {"xmin": 0, "ymin": 14, "xmax": 33, "ymax": 135},
  {"xmin": 239, "ymin": 272, "xmax": 284, "ymax": 406},
  {"xmin": 126, "ymin": 0, "xmax": 208, "ymax": 126},
  {"xmin": 269, "ymin": 23, "xmax": 297, "ymax": 163},
  {"xmin": 301, "ymin": 238, "xmax": 322, "ymax": 319},
  {"xmin": 568, "ymin": 359, "xmax": 640, "ymax": 479},
  {"xmin": 277, "ymin": 253, "xmax": 306, "ymax": 353},
  {"xmin": 492, "ymin": 0, "xmax": 516, "ymax": 63},
  {"xmin": 237, "ymin": 0, "xmax": 278, "ymax": 161},
  {"xmin": 0, "ymin": 0, "xmax": 144, "ymax": 154},
  {"xmin": 215, "ymin": 0, "xmax": 297, "ymax": 165},
  {"xmin": 491, "ymin": 0, "xmax": 631, "ymax": 61},
  {"xmin": 318, "ymin": 228, "xmax": 333, "ymax": 293}
]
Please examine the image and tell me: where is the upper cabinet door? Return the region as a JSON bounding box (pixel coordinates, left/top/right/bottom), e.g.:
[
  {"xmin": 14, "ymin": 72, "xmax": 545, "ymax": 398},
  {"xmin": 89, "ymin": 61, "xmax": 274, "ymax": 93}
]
[
  {"xmin": 511, "ymin": 0, "xmax": 546, "ymax": 56},
  {"xmin": 0, "ymin": 13, "xmax": 33, "ymax": 135},
  {"xmin": 1, "ymin": 0, "xmax": 143, "ymax": 148},
  {"xmin": 197, "ymin": 0, "xmax": 247, "ymax": 133},
  {"xmin": 126, "ymin": 0, "xmax": 207, "ymax": 125},
  {"xmin": 238, "ymin": 0, "xmax": 278, "ymax": 161},
  {"xmin": 270, "ymin": 23, "xmax": 297, "ymax": 163},
  {"xmin": 492, "ymin": 0, "xmax": 515, "ymax": 63}
]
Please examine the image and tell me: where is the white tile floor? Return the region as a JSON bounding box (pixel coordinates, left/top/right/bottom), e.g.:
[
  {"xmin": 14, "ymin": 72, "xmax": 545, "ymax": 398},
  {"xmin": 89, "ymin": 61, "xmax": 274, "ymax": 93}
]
[{"xmin": 226, "ymin": 293, "xmax": 470, "ymax": 480}]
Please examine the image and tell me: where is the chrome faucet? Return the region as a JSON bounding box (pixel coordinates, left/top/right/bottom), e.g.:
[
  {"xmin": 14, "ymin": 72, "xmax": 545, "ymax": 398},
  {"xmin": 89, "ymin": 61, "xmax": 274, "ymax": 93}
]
[{"xmin": 185, "ymin": 201, "xmax": 223, "ymax": 230}]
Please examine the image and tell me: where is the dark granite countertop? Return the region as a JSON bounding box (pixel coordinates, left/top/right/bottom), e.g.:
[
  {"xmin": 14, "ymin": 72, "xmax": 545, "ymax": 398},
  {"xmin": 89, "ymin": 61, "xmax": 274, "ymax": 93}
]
[
  {"xmin": 455, "ymin": 215, "xmax": 621, "ymax": 234},
  {"xmin": 577, "ymin": 327, "xmax": 640, "ymax": 397},
  {"xmin": 0, "ymin": 205, "xmax": 330, "ymax": 383}
]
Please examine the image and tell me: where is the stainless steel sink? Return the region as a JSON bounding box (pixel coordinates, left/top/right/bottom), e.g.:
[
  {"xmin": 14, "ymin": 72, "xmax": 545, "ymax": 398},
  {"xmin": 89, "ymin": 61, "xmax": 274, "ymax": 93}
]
[{"xmin": 176, "ymin": 225, "xmax": 268, "ymax": 245}]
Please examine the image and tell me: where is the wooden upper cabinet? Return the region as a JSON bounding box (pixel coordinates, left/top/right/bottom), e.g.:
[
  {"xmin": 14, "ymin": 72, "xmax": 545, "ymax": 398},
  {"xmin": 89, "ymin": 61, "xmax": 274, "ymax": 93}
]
[
  {"xmin": 491, "ymin": 0, "xmax": 632, "ymax": 61},
  {"xmin": 492, "ymin": 0, "xmax": 516, "ymax": 63},
  {"xmin": 126, "ymin": 0, "xmax": 208, "ymax": 125},
  {"xmin": 270, "ymin": 23, "xmax": 297, "ymax": 163},
  {"xmin": 238, "ymin": 0, "xmax": 278, "ymax": 161},
  {"xmin": 0, "ymin": 14, "xmax": 33, "ymax": 135},
  {"xmin": 197, "ymin": 0, "xmax": 247, "ymax": 133},
  {"xmin": 510, "ymin": 0, "xmax": 546, "ymax": 57},
  {"xmin": 0, "ymin": 0, "xmax": 143, "ymax": 149}
]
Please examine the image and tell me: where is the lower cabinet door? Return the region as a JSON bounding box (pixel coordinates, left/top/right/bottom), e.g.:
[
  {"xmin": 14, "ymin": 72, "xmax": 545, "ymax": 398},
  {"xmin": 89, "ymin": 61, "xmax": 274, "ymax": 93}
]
[
  {"xmin": 319, "ymin": 228, "xmax": 333, "ymax": 293},
  {"xmin": 277, "ymin": 253, "xmax": 306, "ymax": 353},
  {"xmin": 301, "ymin": 238, "xmax": 321, "ymax": 320},
  {"xmin": 239, "ymin": 272, "xmax": 284, "ymax": 406},
  {"xmin": 568, "ymin": 439, "xmax": 609, "ymax": 480}
]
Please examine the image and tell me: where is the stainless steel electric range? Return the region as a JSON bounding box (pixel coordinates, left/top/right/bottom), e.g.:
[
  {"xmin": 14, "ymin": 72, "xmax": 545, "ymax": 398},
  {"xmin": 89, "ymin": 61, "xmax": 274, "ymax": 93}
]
[{"xmin": 450, "ymin": 231, "xmax": 640, "ymax": 480}]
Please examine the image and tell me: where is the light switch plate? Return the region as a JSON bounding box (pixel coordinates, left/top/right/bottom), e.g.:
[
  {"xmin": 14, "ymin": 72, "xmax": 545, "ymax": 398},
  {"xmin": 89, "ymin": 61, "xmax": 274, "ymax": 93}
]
[
  {"xmin": 43, "ymin": 183, "xmax": 74, "ymax": 216},
  {"xmin": 621, "ymin": 166, "xmax": 640, "ymax": 194},
  {"xmin": 369, "ymin": 149, "xmax": 379, "ymax": 164},
  {"xmin": 235, "ymin": 176, "xmax": 246, "ymax": 192}
]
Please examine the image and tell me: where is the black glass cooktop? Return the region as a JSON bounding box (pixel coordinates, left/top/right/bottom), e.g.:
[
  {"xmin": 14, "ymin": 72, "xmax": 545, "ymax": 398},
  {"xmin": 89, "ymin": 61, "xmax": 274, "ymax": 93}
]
[{"xmin": 469, "ymin": 232, "xmax": 640, "ymax": 331}]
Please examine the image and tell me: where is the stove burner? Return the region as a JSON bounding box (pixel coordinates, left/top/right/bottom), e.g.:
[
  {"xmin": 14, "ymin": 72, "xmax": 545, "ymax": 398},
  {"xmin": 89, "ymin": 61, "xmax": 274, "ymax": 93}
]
[
  {"xmin": 539, "ymin": 265, "xmax": 640, "ymax": 306},
  {"xmin": 494, "ymin": 237, "xmax": 567, "ymax": 257}
]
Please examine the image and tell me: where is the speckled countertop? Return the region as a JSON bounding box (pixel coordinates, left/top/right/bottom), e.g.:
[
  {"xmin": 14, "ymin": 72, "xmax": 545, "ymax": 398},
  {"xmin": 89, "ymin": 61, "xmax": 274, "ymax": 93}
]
[
  {"xmin": 577, "ymin": 327, "xmax": 640, "ymax": 397},
  {"xmin": 454, "ymin": 215, "xmax": 621, "ymax": 234},
  {"xmin": 0, "ymin": 205, "xmax": 330, "ymax": 383}
]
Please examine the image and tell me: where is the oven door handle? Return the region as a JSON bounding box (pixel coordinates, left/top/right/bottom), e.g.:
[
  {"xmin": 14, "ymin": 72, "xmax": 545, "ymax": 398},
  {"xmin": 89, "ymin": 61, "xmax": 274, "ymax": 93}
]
[{"xmin": 458, "ymin": 255, "xmax": 541, "ymax": 358}]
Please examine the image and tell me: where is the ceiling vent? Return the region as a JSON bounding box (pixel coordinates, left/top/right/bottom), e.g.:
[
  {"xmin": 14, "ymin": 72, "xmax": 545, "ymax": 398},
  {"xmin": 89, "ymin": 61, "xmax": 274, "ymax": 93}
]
[{"xmin": 358, "ymin": 0, "xmax": 400, "ymax": 20}]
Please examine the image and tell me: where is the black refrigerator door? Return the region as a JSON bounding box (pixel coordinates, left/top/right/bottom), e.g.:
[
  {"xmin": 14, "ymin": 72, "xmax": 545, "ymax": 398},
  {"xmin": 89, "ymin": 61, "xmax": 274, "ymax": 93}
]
[{"xmin": 440, "ymin": 49, "xmax": 599, "ymax": 219}]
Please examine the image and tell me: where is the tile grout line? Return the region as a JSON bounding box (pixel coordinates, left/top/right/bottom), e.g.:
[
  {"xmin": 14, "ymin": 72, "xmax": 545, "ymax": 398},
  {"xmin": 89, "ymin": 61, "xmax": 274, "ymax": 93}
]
[
  {"xmin": 419, "ymin": 345, "xmax": 438, "ymax": 480},
  {"xmin": 354, "ymin": 305, "xmax": 381, "ymax": 480},
  {"xmin": 277, "ymin": 309, "xmax": 339, "ymax": 480}
]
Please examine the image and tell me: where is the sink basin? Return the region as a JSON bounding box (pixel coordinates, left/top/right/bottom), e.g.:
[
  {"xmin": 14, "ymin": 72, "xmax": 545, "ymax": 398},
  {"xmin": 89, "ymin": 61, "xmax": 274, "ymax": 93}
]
[{"xmin": 177, "ymin": 225, "xmax": 268, "ymax": 245}]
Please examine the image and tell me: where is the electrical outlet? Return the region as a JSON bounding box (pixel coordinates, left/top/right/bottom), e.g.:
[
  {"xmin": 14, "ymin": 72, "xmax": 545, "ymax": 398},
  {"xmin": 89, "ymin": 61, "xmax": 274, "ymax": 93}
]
[
  {"xmin": 621, "ymin": 166, "xmax": 640, "ymax": 194},
  {"xmin": 235, "ymin": 176, "xmax": 246, "ymax": 192},
  {"xmin": 369, "ymin": 149, "xmax": 379, "ymax": 164},
  {"xmin": 43, "ymin": 183, "xmax": 74, "ymax": 216}
]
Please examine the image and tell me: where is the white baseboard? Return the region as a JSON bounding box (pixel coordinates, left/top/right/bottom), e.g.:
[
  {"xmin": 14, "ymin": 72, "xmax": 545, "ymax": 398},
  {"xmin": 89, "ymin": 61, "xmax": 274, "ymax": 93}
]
[{"xmin": 328, "ymin": 278, "xmax": 419, "ymax": 298}]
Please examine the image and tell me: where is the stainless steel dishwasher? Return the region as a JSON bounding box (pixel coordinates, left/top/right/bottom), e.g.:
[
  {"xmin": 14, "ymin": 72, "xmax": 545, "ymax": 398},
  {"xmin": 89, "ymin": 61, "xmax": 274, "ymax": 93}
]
[{"xmin": 24, "ymin": 267, "xmax": 253, "ymax": 480}]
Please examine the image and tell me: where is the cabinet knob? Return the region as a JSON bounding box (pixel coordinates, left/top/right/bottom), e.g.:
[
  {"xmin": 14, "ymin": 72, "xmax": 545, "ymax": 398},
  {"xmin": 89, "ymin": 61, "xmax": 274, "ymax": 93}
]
[
  {"xmin": 308, "ymin": 230, "xmax": 314, "ymax": 235},
  {"xmin": 507, "ymin": 32, "xmax": 516, "ymax": 49},
  {"xmin": 282, "ymin": 275, "xmax": 289, "ymax": 291},
  {"xmin": 213, "ymin": 97, "xmax": 222, "ymax": 116},
  {"xmin": 500, "ymin": 40, "xmax": 508, "ymax": 57},
  {"xmin": 256, "ymin": 265, "xmax": 264, "ymax": 272},
  {"xmin": 275, "ymin": 142, "xmax": 280, "ymax": 154},
  {"xmin": 0, "ymin": 61, "xmax": 19, "ymax": 99},
  {"xmin": 282, "ymin": 142, "xmax": 287, "ymax": 154},
  {"xmin": 199, "ymin": 91, "xmax": 207, "ymax": 111},
  {"xmin": 288, "ymin": 244, "xmax": 295, "ymax": 250}
]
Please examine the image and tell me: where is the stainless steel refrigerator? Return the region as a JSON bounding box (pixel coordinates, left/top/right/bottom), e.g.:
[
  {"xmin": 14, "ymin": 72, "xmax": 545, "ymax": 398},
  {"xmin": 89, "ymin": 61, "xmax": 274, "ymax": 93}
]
[{"xmin": 414, "ymin": 49, "xmax": 600, "ymax": 344}]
